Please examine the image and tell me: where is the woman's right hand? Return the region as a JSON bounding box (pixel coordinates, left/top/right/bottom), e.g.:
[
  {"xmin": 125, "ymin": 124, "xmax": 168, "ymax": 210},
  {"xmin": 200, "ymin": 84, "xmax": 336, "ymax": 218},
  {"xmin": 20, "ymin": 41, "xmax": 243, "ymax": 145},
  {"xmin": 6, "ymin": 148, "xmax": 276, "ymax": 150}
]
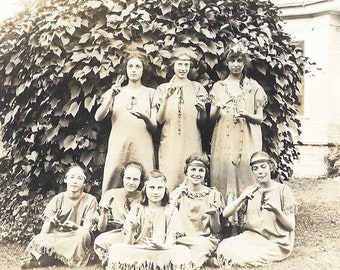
[
  {"xmin": 51, "ymin": 209, "xmax": 62, "ymax": 225},
  {"xmin": 111, "ymin": 75, "xmax": 125, "ymax": 95},
  {"xmin": 165, "ymin": 84, "xmax": 177, "ymax": 98},
  {"xmin": 240, "ymin": 189, "xmax": 254, "ymax": 202},
  {"xmin": 129, "ymin": 218, "xmax": 140, "ymax": 231}
]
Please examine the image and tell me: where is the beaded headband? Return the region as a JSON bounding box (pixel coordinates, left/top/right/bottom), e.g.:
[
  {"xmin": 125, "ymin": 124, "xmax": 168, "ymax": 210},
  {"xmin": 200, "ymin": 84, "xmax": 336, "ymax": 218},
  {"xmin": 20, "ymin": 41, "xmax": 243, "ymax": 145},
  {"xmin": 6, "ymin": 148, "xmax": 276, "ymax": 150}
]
[
  {"xmin": 187, "ymin": 160, "xmax": 206, "ymax": 168},
  {"xmin": 173, "ymin": 54, "xmax": 191, "ymax": 61},
  {"xmin": 250, "ymin": 158, "xmax": 271, "ymax": 166}
]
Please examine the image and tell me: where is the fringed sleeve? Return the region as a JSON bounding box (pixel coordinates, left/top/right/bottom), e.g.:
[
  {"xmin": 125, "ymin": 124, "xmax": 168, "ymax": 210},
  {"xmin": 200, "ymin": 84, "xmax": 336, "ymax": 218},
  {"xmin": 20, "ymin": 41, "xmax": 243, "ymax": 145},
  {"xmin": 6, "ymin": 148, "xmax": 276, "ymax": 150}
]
[
  {"xmin": 253, "ymin": 80, "xmax": 268, "ymax": 110},
  {"xmin": 281, "ymin": 185, "xmax": 298, "ymax": 216}
]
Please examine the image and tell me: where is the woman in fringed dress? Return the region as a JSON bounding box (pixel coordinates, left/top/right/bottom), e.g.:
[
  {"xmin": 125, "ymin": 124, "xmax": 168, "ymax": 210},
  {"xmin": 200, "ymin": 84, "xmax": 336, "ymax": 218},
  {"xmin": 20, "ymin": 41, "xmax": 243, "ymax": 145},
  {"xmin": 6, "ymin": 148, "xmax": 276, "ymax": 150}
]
[
  {"xmin": 217, "ymin": 151, "xmax": 297, "ymax": 268},
  {"xmin": 21, "ymin": 164, "xmax": 98, "ymax": 269},
  {"xmin": 94, "ymin": 161, "xmax": 145, "ymax": 266},
  {"xmin": 107, "ymin": 170, "xmax": 191, "ymax": 270}
]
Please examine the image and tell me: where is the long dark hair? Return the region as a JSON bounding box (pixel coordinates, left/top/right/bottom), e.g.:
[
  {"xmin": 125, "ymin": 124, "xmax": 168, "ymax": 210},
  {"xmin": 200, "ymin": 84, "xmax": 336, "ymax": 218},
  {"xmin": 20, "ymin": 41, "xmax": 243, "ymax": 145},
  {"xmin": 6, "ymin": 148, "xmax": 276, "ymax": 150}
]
[
  {"xmin": 122, "ymin": 51, "xmax": 149, "ymax": 85},
  {"xmin": 140, "ymin": 170, "xmax": 169, "ymax": 206},
  {"xmin": 224, "ymin": 38, "xmax": 251, "ymax": 87}
]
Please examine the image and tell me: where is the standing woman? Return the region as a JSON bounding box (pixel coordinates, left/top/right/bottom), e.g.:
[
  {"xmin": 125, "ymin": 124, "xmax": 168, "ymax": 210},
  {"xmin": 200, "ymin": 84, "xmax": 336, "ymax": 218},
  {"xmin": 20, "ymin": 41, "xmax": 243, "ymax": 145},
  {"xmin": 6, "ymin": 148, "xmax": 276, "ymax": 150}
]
[
  {"xmin": 94, "ymin": 161, "xmax": 145, "ymax": 266},
  {"xmin": 217, "ymin": 151, "xmax": 297, "ymax": 267},
  {"xmin": 95, "ymin": 52, "xmax": 157, "ymax": 195},
  {"xmin": 209, "ymin": 39, "xmax": 267, "ymax": 226},
  {"xmin": 156, "ymin": 47, "xmax": 207, "ymax": 191},
  {"xmin": 171, "ymin": 154, "xmax": 224, "ymax": 269}
]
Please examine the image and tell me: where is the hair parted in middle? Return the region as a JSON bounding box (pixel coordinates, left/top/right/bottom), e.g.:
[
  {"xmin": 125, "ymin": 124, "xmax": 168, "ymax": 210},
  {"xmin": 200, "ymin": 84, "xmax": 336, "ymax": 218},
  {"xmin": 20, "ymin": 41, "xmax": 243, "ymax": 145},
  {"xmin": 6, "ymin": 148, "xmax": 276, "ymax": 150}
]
[
  {"xmin": 120, "ymin": 161, "xmax": 146, "ymax": 190},
  {"xmin": 224, "ymin": 38, "xmax": 251, "ymax": 86},
  {"xmin": 118, "ymin": 49, "xmax": 149, "ymax": 85},
  {"xmin": 140, "ymin": 170, "xmax": 169, "ymax": 206},
  {"xmin": 184, "ymin": 153, "xmax": 210, "ymax": 182}
]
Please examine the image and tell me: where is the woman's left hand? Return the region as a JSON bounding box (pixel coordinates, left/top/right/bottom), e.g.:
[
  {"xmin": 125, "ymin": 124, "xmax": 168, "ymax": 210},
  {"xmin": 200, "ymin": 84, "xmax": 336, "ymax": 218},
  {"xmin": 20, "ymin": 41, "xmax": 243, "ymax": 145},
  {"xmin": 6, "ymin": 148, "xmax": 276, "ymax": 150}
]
[
  {"xmin": 235, "ymin": 110, "xmax": 248, "ymax": 119},
  {"xmin": 261, "ymin": 201, "xmax": 280, "ymax": 214},
  {"xmin": 205, "ymin": 206, "xmax": 218, "ymax": 215},
  {"xmin": 60, "ymin": 220, "xmax": 78, "ymax": 230},
  {"xmin": 143, "ymin": 238, "xmax": 168, "ymax": 250},
  {"xmin": 130, "ymin": 110, "xmax": 148, "ymax": 121},
  {"xmin": 195, "ymin": 100, "xmax": 205, "ymax": 112}
]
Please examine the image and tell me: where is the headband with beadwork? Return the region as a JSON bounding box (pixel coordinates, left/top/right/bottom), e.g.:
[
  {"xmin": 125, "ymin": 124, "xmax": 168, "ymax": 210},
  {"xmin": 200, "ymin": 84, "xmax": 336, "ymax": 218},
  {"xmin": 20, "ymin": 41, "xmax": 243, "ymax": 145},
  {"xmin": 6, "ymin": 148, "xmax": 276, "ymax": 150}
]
[
  {"xmin": 250, "ymin": 158, "xmax": 271, "ymax": 166},
  {"xmin": 187, "ymin": 160, "xmax": 206, "ymax": 168}
]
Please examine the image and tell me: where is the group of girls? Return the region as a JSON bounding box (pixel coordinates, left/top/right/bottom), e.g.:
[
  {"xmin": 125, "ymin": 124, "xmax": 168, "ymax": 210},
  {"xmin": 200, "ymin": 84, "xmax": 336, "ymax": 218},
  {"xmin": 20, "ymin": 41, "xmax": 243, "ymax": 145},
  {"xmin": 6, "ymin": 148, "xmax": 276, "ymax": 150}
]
[
  {"xmin": 21, "ymin": 41, "xmax": 297, "ymax": 269},
  {"xmin": 95, "ymin": 41, "xmax": 267, "ymax": 202},
  {"xmin": 21, "ymin": 152, "xmax": 297, "ymax": 269}
]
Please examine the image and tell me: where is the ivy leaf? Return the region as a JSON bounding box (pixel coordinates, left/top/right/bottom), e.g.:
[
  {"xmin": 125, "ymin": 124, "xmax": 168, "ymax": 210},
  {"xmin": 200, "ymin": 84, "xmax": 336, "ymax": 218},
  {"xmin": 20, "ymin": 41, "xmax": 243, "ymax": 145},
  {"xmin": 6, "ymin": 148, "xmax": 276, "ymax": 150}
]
[
  {"xmin": 67, "ymin": 102, "xmax": 80, "ymax": 117},
  {"xmin": 62, "ymin": 135, "xmax": 77, "ymax": 151},
  {"xmin": 84, "ymin": 95, "xmax": 96, "ymax": 112}
]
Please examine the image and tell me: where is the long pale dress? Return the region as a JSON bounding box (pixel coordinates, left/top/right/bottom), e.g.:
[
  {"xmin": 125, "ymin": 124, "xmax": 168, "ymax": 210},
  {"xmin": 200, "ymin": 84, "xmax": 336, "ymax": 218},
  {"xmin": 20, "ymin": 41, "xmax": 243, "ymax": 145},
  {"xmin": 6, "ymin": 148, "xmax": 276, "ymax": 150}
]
[
  {"xmin": 171, "ymin": 185, "xmax": 224, "ymax": 268},
  {"xmin": 24, "ymin": 192, "xmax": 98, "ymax": 267},
  {"xmin": 210, "ymin": 78, "xmax": 267, "ymax": 206},
  {"xmin": 107, "ymin": 204, "xmax": 191, "ymax": 270},
  {"xmin": 156, "ymin": 77, "xmax": 207, "ymax": 191},
  {"xmin": 217, "ymin": 183, "xmax": 297, "ymax": 268},
  {"xmin": 102, "ymin": 87, "xmax": 156, "ymax": 194},
  {"xmin": 94, "ymin": 188, "xmax": 141, "ymax": 264}
]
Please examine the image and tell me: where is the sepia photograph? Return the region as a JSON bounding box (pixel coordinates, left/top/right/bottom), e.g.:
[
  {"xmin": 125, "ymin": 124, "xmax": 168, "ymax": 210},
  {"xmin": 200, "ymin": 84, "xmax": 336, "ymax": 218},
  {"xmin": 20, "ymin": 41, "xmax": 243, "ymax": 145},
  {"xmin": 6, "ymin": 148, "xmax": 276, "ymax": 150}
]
[{"xmin": 0, "ymin": 0, "xmax": 339, "ymax": 269}]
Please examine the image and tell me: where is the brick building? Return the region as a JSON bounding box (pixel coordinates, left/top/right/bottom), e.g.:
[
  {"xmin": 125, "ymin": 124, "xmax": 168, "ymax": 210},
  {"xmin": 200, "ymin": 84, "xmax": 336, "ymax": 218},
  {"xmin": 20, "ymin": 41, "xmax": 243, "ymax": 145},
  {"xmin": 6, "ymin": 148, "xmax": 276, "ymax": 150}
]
[{"xmin": 272, "ymin": 0, "xmax": 340, "ymax": 177}]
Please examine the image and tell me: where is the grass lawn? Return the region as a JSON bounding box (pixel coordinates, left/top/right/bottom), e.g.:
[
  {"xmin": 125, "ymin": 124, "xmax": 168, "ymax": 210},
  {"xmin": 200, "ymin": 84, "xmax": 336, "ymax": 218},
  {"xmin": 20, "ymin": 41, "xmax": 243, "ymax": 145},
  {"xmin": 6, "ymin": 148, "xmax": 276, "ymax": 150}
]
[{"xmin": 1, "ymin": 177, "xmax": 339, "ymax": 269}]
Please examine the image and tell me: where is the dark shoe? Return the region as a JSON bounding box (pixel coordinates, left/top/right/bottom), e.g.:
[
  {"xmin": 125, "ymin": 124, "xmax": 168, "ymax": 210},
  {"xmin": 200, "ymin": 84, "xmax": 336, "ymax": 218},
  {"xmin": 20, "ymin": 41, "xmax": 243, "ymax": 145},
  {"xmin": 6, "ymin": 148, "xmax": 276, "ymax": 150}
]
[
  {"xmin": 206, "ymin": 257, "xmax": 219, "ymax": 268},
  {"xmin": 21, "ymin": 259, "xmax": 40, "ymax": 269}
]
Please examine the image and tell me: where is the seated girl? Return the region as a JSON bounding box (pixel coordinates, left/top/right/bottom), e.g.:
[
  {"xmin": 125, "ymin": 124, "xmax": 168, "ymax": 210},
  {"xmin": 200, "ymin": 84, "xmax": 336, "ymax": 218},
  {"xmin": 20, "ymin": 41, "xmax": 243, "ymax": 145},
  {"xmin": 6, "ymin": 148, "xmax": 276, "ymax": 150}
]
[
  {"xmin": 21, "ymin": 164, "xmax": 98, "ymax": 269},
  {"xmin": 94, "ymin": 161, "xmax": 145, "ymax": 266},
  {"xmin": 106, "ymin": 170, "xmax": 191, "ymax": 270},
  {"xmin": 170, "ymin": 154, "xmax": 224, "ymax": 269},
  {"xmin": 217, "ymin": 151, "xmax": 298, "ymax": 268}
]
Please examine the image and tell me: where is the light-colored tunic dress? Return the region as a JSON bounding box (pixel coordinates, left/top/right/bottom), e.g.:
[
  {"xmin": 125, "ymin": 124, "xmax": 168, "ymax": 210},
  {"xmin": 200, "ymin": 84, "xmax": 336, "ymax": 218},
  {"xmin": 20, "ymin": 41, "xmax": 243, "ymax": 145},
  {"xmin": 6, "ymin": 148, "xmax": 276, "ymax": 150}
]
[
  {"xmin": 102, "ymin": 87, "xmax": 156, "ymax": 194},
  {"xmin": 94, "ymin": 188, "xmax": 141, "ymax": 264},
  {"xmin": 210, "ymin": 78, "xmax": 267, "ymax": 201},
  {"xmin": 217, "ymin": 183, "xmax": 297, "ymax": 268},
  {"xmin": 107, "ymin": 204, "xmax": 191, "ymax": 270},
  {"xmin": 171, "ymin": 186, "xmax": 224, "ymax": 268},
  {"xmin": 156, "ymin": 77, "xmax": 207, "ymax": 191},
  {"xmin": 24, "ymin": 192, "xmax": 98, "ymax": 267}
]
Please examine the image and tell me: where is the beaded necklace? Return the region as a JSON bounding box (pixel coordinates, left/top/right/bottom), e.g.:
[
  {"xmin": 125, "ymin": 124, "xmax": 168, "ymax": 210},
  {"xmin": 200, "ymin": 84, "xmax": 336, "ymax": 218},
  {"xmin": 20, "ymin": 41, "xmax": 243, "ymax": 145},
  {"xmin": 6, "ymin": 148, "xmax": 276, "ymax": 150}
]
[
  {"xmin": 209, "ymin": 80, "xmax": 250, "ymax": 166},
  {"xmin": 224, "ymin": 82, "xmax": 246, "ymax": 166},
  {"xmin": 177, "ymin": 86, "xmax": 184, "ymax": 135}
]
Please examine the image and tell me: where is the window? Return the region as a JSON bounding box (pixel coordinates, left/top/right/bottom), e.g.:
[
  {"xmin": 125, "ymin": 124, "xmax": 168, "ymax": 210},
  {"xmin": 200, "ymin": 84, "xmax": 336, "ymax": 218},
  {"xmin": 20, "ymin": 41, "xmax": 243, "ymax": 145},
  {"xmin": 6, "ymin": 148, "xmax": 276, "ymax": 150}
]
[{"xmin": 292, "ymin": 40, "xmax": 305, "ymax": 116}]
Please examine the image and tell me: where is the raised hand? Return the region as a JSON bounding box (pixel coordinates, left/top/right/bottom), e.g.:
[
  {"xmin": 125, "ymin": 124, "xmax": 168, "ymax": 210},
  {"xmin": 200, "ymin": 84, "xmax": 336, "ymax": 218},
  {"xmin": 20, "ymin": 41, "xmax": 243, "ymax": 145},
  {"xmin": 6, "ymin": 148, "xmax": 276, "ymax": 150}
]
[{"xmin": 165, "ymin": 84, "xmax": 177, "ymax": 98}]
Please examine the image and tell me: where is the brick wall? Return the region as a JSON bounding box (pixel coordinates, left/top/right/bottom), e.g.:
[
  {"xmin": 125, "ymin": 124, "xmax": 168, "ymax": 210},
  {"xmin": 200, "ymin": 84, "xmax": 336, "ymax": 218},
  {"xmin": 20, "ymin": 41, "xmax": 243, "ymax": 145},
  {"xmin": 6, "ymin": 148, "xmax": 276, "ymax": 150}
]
[{"xmin": 277, "ymin": 3, "xmax": 340, "ymax": 177}]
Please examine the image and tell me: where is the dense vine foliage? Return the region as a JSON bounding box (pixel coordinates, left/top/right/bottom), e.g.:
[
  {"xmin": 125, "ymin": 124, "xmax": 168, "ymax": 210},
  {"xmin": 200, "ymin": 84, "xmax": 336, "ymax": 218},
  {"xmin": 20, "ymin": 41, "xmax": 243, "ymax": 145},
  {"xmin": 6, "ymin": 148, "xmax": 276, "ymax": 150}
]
[{"xmin": 0, "ymin": 0, "xmax": 310, "ymax": 242}]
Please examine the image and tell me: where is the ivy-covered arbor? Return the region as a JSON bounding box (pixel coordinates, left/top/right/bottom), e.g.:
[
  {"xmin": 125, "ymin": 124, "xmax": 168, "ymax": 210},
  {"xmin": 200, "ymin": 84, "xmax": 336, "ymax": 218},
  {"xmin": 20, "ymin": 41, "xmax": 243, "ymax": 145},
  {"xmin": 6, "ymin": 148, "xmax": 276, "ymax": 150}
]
[{"xmin": 0, "ymin": 0, "xmax": 307, "ymax": 242}]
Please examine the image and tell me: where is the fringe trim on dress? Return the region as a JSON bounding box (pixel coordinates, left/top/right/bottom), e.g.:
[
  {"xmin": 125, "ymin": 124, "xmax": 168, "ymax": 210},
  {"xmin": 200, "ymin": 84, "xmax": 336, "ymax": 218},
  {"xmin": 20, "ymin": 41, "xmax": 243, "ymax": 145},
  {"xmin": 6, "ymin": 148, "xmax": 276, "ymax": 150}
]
[
  {"xmin": 107, "ymin": 261, "xmax": 193, "ymax": 270},
  {"xmin": 28, "ymin": 242, "xmax": 90, "ymax": 267}
]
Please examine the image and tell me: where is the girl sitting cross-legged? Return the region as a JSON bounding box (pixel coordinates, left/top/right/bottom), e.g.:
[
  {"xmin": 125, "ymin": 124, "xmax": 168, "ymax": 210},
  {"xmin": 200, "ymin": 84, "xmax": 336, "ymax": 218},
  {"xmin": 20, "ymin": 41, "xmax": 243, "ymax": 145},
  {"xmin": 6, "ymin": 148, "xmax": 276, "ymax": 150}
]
[
  {"xmin": 21, "ymin": 164, "xmax": 98, "ymax": 269},
  {"xmin": 217, "ymin": 151, "xmax": 298, "ymax": 268},
  {"xmin": 106, "ymin": 170, "xmax": 191, "ymax": 270},
  {"xmin": 94, "ymin": 161, "xmax": 146, "ymax": 266}
]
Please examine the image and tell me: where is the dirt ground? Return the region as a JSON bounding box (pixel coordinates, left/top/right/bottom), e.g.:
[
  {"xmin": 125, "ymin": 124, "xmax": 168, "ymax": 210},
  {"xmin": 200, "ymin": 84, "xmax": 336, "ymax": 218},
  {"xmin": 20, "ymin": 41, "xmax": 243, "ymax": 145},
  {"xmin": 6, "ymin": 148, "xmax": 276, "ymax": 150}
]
[{"xmin": 1, "ymin": 177, "xmax": 339, "ymax": 269}]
